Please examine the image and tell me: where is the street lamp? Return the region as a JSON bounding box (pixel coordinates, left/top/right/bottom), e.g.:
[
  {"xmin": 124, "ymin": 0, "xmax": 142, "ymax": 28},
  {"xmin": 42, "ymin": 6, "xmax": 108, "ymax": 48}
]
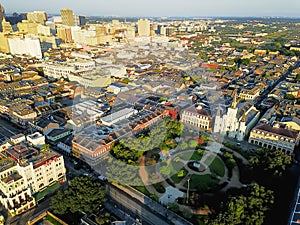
[{"xmin": 186, "ymin": 177, "xmax": 191, "ymax": 204}]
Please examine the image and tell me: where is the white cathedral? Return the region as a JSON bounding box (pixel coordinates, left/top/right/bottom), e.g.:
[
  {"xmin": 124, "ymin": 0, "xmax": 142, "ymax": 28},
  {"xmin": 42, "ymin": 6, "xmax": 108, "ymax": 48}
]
[{"xmin": 213, "ymin": 91, "xmax": 260, "ymax": 141}]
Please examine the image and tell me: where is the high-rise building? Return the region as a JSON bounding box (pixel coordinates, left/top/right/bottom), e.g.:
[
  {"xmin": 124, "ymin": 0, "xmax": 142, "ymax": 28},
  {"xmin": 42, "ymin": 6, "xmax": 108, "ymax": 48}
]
[
  {"xmin": 0, "ymin": 4, "xmax": 5, "ymax": 21},
  {"xmin": 73, "ymin": 15, "xmax": 86, "ymax": 26},
  {"xmin": 57, "ymin": 27, "xmax": 72, "ymax": 42},
  {"xmin": 60, "ymin": 8, "xmax": 74, "ymax": 26},
  {"xmin": 27, "ymin": 11, "xmax": 47, "ymax": 25},
  {"xmin": 2, "ymin": 18, "xmax": 13, "ymax": 33},
  {"xmin": 0, "ymin": 33, "xmax": 10, "ymax": 53},
  {"xmin": 17, "ymin": 20, "xmax": 38, "ymax": 35},
  {"xmin": 138, "ymin": 19, "xmax": 150, "ymax": 37},
  {"xmin": 8, "ymin": 34, "xmax": 43, "ymax": 59},
  {"xmin": 0, "ymin": 4, "xmax": 5, "ymax": 32}
]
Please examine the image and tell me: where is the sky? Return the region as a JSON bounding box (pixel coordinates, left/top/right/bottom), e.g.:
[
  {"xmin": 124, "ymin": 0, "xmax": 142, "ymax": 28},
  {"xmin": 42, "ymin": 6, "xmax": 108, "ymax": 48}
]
[{"xmin": 1, "ymin": 0, "xmax": 299, "ymax": 17}]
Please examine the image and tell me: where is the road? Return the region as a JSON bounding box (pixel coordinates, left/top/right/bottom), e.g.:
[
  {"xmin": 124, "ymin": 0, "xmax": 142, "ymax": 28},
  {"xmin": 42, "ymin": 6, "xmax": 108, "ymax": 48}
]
[
  {"xmin": 0, "ymin": 118, "xmax": 20, "ymax": 139},
  {"xmin": 255, "ymin": 60, "xmax": 300, "ymax": 108},
  {"xmin": 106, "ymin": 184, "xmax": 171, "ymax": 225},
  {"xmin": 107, "ymin": 183, "xmax": 193, "ymax": 225}
]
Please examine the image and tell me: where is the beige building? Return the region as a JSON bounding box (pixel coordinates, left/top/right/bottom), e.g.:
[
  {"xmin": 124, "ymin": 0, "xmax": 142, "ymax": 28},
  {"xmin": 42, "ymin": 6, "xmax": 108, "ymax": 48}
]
[
  {"xmin": 1, "ymin": 18, "xmax": 12, "ymax": 33},
  {"xmin": 138, "ymin": 19, "xmax": 150, "ymax": 37},
  {"xmin": 60, "ymin": 8, "xmax": 74, "ymax": 26},
  {"xmin": 249, "ymin": 123, "xmax": 299, "ymax": 155},
  {"xmin": 0, "ymin": 33, "xmax": 10, "ymax": 53},
  {"xmin": 181, "ymin": 106, "xmax": 212, "ymax": 131},
  {"xmin": 17, "ymin": 20, "xmax": 38, "ymax": 35},
  {"xmin": 239, "ymin": 87, "xmax": 261, "ymax": 100},
  {"xmin": 27, "ymin": 11, "xmax": 47, "ymax": 25},
  {"xmin": 56, "ymin": 26, "xmax": 72, "ymax": 42}
]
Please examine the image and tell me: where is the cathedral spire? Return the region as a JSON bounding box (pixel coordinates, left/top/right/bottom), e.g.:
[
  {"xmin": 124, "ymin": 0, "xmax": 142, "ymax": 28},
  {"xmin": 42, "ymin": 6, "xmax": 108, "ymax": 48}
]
[
  {"xmin": 241, "ymin": 112, "xmax": 246, "ymax": 122},
  {"xmin": 231, "ymin": 89, "xmax": 238, "ymax": 109},
  {"xmin": 216, "ymin": 104, "xmax": 221, "ymax": 117}
]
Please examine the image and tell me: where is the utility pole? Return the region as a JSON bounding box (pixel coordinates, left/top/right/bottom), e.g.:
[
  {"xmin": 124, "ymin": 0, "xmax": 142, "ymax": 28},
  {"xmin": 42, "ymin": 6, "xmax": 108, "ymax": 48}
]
[{"xmin": 186, "ymin": 176, "xmax": 190, "ymax": 204}]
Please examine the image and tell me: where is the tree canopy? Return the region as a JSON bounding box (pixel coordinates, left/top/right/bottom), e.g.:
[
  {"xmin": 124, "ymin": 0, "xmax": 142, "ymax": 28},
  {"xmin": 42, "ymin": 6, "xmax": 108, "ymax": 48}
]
[
  {"xmin": 249, "ymin": 148, "xmax": 292, "ymax": 176},
  {"xmin": 209, "ymin": 184, "xmax": 274, "ymax": 225},
  {"xmin": 50, "ymin": 176, "xmax": 106, "ymax": 215}
]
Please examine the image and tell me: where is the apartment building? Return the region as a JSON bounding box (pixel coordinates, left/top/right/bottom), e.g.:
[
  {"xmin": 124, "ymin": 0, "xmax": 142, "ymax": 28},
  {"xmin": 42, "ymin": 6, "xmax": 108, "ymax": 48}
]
[{"xmin": 0, "ymin": 143, "xmax": 66, "ymax": 216}]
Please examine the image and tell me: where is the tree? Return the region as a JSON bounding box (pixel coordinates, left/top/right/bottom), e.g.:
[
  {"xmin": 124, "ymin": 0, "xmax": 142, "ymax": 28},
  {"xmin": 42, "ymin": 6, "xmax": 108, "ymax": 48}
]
[
  {"xmin": 188, "ymin": 139, "xmax": 198, "ymax": 149},
  {"xmin": 210, "ymin": 184, "xmax": 274, "ymax": 225},
  {"xmin": 168, "ymin": 202, "xmax": 179, "ymax": 212},
  {"xmin": 96, "ymin": 213, "xmax": 111, "ymax": 225},
  {"xmin": 50, "ymin": 176, "xmax": 106, "ymax": 215},
  {"xmin": 105, "ymin": 158, "xmax": 142, "ymax": 186},
  {"xmin": 160, "ymin": 165, "xmax": 172, "ymax": 176},
  {"xmin": 249, "ymin": 148, "xmax": 292, "ymax": 176},
  {"xmin": 179, "ymin": 141, "xmax": 188, "ymax": 150}
]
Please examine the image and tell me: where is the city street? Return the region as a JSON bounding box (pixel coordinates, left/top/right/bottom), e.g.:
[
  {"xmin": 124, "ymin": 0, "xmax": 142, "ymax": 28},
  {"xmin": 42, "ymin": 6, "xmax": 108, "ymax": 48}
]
[{"xmin": 0, "ymin": 118, "xmax": 21, "ymax": 138}]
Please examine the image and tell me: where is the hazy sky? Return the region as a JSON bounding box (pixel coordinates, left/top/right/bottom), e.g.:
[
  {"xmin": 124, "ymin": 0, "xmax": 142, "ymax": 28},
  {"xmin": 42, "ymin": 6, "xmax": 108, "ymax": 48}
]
[{"xmin": 1, "ymin": 0, "xmax": 299, "ymax": 17}]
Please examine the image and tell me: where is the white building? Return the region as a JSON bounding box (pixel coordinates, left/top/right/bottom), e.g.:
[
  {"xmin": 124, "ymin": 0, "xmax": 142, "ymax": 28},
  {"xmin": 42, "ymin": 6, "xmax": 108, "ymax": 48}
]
[
  {"xmin": 26, "ymin": 132, "xmax": 45, "ymax": 147},
  {"xmin": 138, "ymin": 19, "xmax": 150, "ymax": 37},
  {"xmin": 8, "ymin": 35, "xmax": 42, "ymax": 59},
  {"xmin": 100, "ymin": 108, "xmax": 137, "ymax": 126},
  {"xmin": 0, "ymin": 145, "xmax": 66, "ymax": 216},
  {"xmin": 10, "ymin": 134, "xmax": 26, "ymax": 145},
  {"xmin": 213, "ymin": 92, "xmax": 260, "ymax": 141},
  {"xmin": 37, "ymin": 24, "xmax": 51, "ymax": 36},
  {"xmin": 181, "ymin": 105, "xmax": 212, "ymax": 131},
  {"xmin": 43, "ymin": 60, "xmax": 96, "ymax": 79}
]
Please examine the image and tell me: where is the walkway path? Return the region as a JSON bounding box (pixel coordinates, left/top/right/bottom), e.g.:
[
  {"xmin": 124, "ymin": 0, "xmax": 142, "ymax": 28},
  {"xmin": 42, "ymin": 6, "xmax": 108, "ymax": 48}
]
[
  {"xmin": 221, "ymin": 166, "xmax": 243, "ymax": 192},
  {"xmin": 139, "ymin": 156, "xmax": 164, "ymax": 198}
]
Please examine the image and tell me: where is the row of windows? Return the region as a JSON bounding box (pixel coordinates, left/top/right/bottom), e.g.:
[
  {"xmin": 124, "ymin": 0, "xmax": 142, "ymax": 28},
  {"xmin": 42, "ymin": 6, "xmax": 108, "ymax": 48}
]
[
  {"xmin": 251, "ymin": 132, "xmax": 294, "ymax": 143},
  {"xmin": 183, "ymin": 112, "xmax": 209, "ymax": 120},
  {"xmin": 183, "ymin": 117, "xmax": 210, "ymax": 125}
]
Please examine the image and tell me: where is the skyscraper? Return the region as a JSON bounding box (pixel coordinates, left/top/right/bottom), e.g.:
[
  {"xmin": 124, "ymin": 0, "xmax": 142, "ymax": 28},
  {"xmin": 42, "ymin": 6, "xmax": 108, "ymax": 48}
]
[
  {"xmin": 138, "ymin": 19, "xmax": 150, "ymax": 37},
  {"xmin": 60, "ymin": 8, "xmax": 74, "ymax": 26},
  {"xmin": 73, "ymin": 15, "xmax": 86, "ymax": 26},
  {"xmin": 2, "ymin": 18, "xmax": 13, "ymax": 33},
  {"xmin": 27, "ymin": 11, "xmax": 47, "ymax": 25},
  {"xmin": 0, "ymin": 4, "xmax": 5, "ymax": 32}
]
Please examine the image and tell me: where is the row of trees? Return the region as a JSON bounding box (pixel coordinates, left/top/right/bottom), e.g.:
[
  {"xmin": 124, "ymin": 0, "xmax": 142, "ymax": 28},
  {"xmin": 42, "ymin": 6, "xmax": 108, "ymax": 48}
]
[{"xmin": 209, "ymin": 184, "xmax": 274, "ymax": 225}]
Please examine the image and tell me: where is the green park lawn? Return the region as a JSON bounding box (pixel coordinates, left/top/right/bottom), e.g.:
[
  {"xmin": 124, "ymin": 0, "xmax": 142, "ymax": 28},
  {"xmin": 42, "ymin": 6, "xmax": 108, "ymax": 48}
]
[
  {"xmin": 207, "ymin": 156, "xmax": 226, "ymax": 177},
  {"xmin": 171, "ymin": 167, "xmax": 188, "ymax": 184},
  {"xmin": 184, "ymin": 174, "xmax": 220, "ymax": 190},
  {"xmin": 177, "ymin": 150, "xmax": 203, "ymax": 161}
]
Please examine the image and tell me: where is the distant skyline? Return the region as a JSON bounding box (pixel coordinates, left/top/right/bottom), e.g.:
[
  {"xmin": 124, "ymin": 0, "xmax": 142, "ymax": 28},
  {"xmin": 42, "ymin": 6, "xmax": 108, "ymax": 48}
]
[{"xmin": 1, "ymin": 0, "xmax": 299, "ymax": 18}]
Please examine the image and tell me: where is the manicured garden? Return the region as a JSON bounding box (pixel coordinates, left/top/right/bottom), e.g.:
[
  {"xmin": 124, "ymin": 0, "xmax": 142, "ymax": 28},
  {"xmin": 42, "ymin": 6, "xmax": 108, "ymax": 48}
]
[
  {"xmin": 183, "ymin": 174, "xmax": 220, "ymax": 190},
  {"xmin": 171, "ymin": 168, "xmax": 188, "ymax": 184},
  {"xmin": 208, "ymin": 157, "xmax": 226, "ymax": 177}
]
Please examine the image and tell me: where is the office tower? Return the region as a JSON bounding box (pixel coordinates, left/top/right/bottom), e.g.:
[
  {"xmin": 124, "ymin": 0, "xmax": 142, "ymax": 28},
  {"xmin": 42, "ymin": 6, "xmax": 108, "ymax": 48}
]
[
  {"xmin": 0, "ymin": 4, "xmax": 5, "ymax": 32},
  {"xmin": 138, "ymin": 19, "xmax": 150, "ymax": 37},
  {"xmin": 0, "ymin": 4, "xmax": 4, "ymax": 21},
  {"xmin": 0, "ymin": 33, "xmax": 10, "ymax": 52},
  {"xmin": 57, "ymin": 27, "xmax": 72, "ymax": 42},
  {"xmin": 2, "ymin": 18, "xmax": 12, "ymax": 33},
  {"xmin": 60, "ymin": 8, "xmax": 74, "ymax": 26},
  {"xmin": 74, "ymin": 15, "xmax": 86, "ymax": 26},
  {"xmin": 17, "ymin": 20, "xmax": 38, "ymax": 35},
  {"xmin": 27, "ymin": 11, "xmax": 47, "ymax": 25}
]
